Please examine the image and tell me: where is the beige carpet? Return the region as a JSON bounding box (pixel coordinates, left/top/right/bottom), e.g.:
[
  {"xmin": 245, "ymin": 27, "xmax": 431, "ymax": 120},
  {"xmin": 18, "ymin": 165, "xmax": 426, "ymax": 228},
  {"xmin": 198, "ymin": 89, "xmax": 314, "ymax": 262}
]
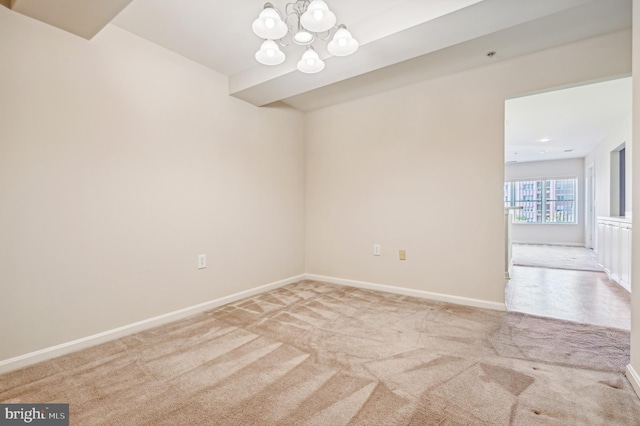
[
  {"xmin": 2, "ymin": 280, "xmax": 639, "ymax": 425},
  {"xmin": 512, "ymin": 244, "xmax": 603, "ymax": 272}
]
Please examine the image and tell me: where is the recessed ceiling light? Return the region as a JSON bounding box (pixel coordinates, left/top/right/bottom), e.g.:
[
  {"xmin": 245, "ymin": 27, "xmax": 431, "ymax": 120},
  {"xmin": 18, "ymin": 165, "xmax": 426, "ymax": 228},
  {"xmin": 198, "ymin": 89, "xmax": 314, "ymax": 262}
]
[
  {"xmin": 506, "ymin": 160, "xmax": 518, "ymax": 164},
  {"xmin": 539, "ymin": 138, "xmax": 551, "ymax": 142},
  {"xmin": 539, "ymin": 151, "xmax": 546, "ymax": 154},
  {"xmin": 564, "ymin": 149, "xmax": 574, "ymax": 153},
  {"xmin": 513, "ymin": 152, "xmax": 518, "ymax": 155}
]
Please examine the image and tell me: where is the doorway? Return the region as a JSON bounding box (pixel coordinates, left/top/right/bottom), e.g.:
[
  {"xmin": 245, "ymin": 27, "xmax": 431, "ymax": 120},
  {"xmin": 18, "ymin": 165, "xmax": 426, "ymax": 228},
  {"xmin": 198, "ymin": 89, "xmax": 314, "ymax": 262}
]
[{"xmin": 503, "ymin": 77, "xmax": 632, "ymax": 330}]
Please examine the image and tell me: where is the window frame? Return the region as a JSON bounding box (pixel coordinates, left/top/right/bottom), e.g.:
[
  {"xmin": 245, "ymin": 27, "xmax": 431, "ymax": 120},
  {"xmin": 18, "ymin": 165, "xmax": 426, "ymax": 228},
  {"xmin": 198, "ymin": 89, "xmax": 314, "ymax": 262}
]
[{"xmin": 504, "ymin": 177, "xmax": 578, "ymax": 225}]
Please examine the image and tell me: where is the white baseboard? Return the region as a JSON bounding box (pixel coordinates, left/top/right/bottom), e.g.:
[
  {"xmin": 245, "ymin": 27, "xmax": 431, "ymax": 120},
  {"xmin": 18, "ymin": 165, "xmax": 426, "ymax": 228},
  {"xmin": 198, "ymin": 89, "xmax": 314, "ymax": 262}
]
[
  {"xmin": 512, "ymin": 241, "xmax": 586, "ymax": 247},
  {"xmin": 305, "ymin": 274, "xmax": 506, "ymax": 312},
  {"xmin": 0, "ymin": 274, "xmax": 305, "ymax": 375},
  {"xmin": 626, "ymin": 364, "xmax": 640, "ymax": 398},
  {"xmin": 0, "ymin": 273, "xmax": 510, "ymax": 374}
]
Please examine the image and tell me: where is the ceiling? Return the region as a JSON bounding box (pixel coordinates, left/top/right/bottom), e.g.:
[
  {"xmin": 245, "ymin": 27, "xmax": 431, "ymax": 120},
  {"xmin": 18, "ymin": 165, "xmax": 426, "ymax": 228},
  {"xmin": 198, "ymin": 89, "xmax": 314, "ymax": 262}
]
[
  {"xmin": 5, "ymin": 0, "xmax": 631, "ymax": 111},
  {"xmin": 5, "ymin": 0, "xmax": 633, "ymax": 164},
  {"xmin": 505, "ymin": 77, "xmax": 632, "ymax": 164},
  {"xmin": 108, "ymin": 0, "xmax": 631, "ymax": 110}
]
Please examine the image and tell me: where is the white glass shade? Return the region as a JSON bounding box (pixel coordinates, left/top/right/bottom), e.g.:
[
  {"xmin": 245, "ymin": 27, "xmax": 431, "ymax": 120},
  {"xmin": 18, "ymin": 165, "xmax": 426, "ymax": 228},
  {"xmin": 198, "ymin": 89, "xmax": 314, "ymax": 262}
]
[
  {"xmin": 300, "ymin": 0, "xmax": 336, "ymax": 33},
  {"xmin": 255, "ymin": 40, "xmax": 285, "ymax": 65},
  {"xmin": 297, "ymin": 48, "xmax": 325, "ymax": 73},
  {"xmin": 252, "ymin": 6, "xmax": 288, "ymax": 40},
  {"xmin": 293, "ymin": 30, "xmax": 314, "ymax": 45},
  {"xmin": 327, "ymin": 26, "xmax": 358, "ymax": 56}
]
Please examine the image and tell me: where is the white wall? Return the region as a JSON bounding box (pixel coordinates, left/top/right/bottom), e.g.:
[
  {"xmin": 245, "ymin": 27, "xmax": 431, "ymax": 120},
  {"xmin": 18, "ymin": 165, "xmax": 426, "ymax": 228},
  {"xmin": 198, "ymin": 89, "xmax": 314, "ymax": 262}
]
[
  {"xmin": 0, "ymin": 9, "xmax": 305, "ymax": 361},
  {"xmin": 585, "ymin": 112, "xmax": 633, "ymax": 220},
  {"xmin": 305, "ymin": 30, "xmax": 631, "ymax": 306},
  {"xmin": 505, "ymin": 159, "xmax": 585, "ymax": 246}
]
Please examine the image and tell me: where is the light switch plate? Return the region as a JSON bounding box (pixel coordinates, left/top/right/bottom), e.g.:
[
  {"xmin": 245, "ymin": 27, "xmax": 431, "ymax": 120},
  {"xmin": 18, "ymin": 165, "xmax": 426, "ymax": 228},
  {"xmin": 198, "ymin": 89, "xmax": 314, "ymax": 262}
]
[
  {"xmin": 197, "ymin": 254, "xmax": 206, "ymax": 269},
  {"xmin": 399, "ymin": 250, "xmax": 406, "ymax": 260}
]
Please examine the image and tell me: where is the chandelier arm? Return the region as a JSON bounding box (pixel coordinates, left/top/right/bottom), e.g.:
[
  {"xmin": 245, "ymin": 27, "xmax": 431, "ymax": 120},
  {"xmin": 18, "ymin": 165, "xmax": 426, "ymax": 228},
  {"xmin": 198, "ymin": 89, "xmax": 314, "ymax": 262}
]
[
  {"xmin": 284, "ymin": 2, "xmax": 296, "ymax": 17},
  {"xmin": 278, "ymin": 32, "xmax": 292, "ymax": 47},
  {"xmin": 285, "ymin": 11, "xmax": 299, "ymax": 28},
  {"xmin": 285, "ymin": 0, "xmax": 305, "ymax": 17},
  {"xmin": 315, "ymin": 28, "xmax": 334, "ymax": 42},
  {"xmin": 296, "ymin": 0, "xmax": 311, "ymax": 15}
]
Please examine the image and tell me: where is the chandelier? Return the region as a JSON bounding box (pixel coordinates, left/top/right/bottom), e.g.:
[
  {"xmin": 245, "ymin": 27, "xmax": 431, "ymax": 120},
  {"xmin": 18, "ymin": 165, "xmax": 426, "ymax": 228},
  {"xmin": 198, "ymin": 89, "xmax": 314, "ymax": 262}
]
[{"xmin": 251, "ymin": 0, "xmax": 359, "ymax": 74}]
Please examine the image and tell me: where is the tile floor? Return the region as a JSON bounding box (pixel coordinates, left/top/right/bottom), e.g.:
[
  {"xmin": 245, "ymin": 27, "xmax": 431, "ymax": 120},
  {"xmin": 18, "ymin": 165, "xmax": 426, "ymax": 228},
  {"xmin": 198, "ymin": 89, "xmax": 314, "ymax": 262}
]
[{"xmin": 506, "ymin": 265, "xmax": 631, "ymax": 330}]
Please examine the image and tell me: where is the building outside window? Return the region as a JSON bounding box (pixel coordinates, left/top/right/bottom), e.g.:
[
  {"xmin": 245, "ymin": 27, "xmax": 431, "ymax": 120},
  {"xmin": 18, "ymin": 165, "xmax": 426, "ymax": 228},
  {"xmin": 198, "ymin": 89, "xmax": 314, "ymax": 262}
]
[{"xmin": 504, "ymin": 178, "xmax": 577, "ymax": 224}]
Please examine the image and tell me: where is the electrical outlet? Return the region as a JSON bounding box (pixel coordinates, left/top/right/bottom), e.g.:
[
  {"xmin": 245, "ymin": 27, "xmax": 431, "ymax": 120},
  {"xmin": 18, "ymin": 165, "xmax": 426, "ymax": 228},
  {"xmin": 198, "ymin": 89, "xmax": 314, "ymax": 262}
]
[
  {"xmin": 197, "ymin": 254, "xmax": 206, "ymax": 269},
  {"xmin": 399, "ymin": 250, "xmax": 406, "ymax": 260},
  {"xmin": 373, "ymin": 244, "xmax": 381, "ymax": 256}
]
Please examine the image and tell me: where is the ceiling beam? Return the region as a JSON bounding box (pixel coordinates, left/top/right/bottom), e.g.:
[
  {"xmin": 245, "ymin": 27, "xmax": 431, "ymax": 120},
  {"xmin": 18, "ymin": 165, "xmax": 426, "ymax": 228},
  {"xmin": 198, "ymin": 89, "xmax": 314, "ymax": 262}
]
[
  {"xmin": 283, "ymin": 1, "xmax": 632, "ymax": 111},
  {"xmin": 229, "ymin": 0, "xmax": 613, "ymax": 107}
]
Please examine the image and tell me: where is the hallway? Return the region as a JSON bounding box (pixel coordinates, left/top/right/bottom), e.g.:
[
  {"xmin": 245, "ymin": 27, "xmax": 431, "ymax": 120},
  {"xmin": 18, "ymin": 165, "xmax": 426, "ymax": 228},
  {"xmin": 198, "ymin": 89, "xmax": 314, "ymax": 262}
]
[{"xmin": 506, "ymin": 265, "xmax": 631, "ymax": 330}]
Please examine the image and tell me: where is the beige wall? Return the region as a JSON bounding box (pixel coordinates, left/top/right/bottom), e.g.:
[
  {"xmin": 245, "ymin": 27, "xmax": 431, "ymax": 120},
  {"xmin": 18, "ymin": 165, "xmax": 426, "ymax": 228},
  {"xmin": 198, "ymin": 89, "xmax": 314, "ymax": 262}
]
[
  {"xmin": 305, "ymin": 30, "xmax": 631, "ymax": 305},
  {"xmin": 630, "ymin": 0, "xmax": 640, "ymax": 395},
  {"xmin": 505, "ymin": 158, "xmax": 586, "ymax": 246},
  {"xmin": 0, "ymin": 9, "xmax": 305, "ymax": 360}
]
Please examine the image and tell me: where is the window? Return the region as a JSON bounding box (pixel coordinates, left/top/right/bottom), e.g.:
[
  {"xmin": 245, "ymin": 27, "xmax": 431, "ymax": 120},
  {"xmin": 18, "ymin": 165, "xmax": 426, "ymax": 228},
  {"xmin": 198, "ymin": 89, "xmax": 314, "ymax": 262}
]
[{"xmin": 504, "ymin": 178, "xmax": 577, "ymax": 224}]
